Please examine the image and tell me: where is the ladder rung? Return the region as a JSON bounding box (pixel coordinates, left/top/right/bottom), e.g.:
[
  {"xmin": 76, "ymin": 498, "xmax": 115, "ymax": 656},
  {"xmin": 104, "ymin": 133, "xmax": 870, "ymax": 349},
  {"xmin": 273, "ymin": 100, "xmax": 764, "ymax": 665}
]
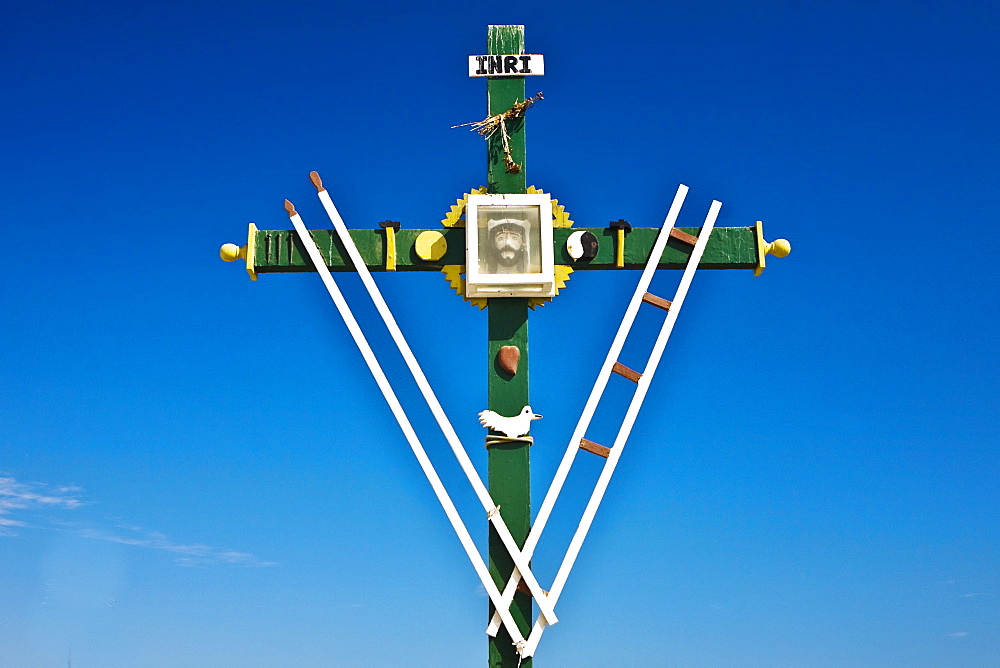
[
  {"xmin": 612, "ymin": 361, "xmax": 642, "ymax": 383},
  {"xmin": 579, "ymin": 438, "xmax": 611, "ymax": 458},
  {"xmin": 641, "ymin": 292, "xmax": 672, "ymax": 311},
  {"xmin": 670, "ymin": 228, "xmax": 699, "ymax": 246}
]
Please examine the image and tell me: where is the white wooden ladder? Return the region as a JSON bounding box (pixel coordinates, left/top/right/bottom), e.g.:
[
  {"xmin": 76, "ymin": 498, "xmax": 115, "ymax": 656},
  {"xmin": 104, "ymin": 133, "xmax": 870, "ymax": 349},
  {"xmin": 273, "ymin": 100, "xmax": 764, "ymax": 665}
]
[{"xmin": 486, "ymin": 185, "xmax": 721, "ymax": 657}]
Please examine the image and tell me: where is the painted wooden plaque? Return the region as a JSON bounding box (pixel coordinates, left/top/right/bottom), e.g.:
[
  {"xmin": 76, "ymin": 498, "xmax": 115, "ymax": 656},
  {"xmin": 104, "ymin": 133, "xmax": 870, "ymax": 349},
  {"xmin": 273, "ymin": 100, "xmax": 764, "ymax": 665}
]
[{"xmin": 468, "ymin": 54, "xmax": 545, "ymax": 76}]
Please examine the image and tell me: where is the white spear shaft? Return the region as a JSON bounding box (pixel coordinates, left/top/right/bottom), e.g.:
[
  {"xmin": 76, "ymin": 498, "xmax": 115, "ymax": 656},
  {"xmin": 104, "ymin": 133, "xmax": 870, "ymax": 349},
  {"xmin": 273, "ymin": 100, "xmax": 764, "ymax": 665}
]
[
  {"xmin": 307, "ymin": 172, "xmax": 557, "ymax": 626},
  {"xmin": 285, "ymin": 200, "xmax": 530, "ymax": 647}
]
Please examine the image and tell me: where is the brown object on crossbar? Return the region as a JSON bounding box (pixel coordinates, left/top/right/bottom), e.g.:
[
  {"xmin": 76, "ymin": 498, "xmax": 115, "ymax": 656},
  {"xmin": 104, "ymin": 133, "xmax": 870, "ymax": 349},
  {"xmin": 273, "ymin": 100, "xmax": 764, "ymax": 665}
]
[
  {"xmin": 670, "ymin": 228, "xmax": 699, "ymax": 246},
  {"xmin": 612, "ymin": 361, "xmax": 642, "ymax": 383},
  {"xmin": 579, "ymin": 438, "xmax": 611, "ymax": 458},
  {"xmin": 641, "ymin": 292, "xmax": 672, "ymax": 311}
]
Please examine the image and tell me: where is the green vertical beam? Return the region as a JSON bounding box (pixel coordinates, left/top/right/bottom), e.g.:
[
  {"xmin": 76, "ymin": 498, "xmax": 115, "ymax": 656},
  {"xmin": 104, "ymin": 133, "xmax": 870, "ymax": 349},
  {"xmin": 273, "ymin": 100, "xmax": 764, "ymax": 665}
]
[
  {"xmin": 487, "ymin": 299, "xmax": 531, "ymax": 667},
  {"xmin": 486, "ymin": 24, "xmax": 532, "ymax": 668}
]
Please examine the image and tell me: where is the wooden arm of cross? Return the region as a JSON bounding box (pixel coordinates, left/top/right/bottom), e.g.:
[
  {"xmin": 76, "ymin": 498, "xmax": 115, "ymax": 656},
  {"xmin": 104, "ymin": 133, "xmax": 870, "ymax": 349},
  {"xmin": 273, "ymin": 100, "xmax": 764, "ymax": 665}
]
[{"xmin": 220, "ymin": 222, "xmax": 790, "ymax": 277}]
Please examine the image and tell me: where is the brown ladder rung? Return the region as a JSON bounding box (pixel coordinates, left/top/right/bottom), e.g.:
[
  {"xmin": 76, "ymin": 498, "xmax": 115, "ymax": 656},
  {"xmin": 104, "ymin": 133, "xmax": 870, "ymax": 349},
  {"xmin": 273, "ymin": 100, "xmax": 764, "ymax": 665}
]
[
  {"xmin": 612, "ymin": 361, "xmax": 642, "ymax": 383},
  {"xmin": 670, "ymin": 228, "xmax": 699, "ymax": 246},
  {"xmin": 579, "ymin": 438, "xmax": 611, "ymax": 458},
  {"xmin": 641, "ymin": 292, "xmax": 672, "ymax": 311}
]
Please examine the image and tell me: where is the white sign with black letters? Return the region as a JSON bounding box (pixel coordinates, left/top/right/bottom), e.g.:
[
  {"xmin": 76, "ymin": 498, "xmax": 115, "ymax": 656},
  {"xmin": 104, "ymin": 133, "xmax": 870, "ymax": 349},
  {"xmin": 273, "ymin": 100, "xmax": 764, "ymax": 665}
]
[{"xmin": 468, "ymin": 54, "xmax": 545, "ymax": 77}]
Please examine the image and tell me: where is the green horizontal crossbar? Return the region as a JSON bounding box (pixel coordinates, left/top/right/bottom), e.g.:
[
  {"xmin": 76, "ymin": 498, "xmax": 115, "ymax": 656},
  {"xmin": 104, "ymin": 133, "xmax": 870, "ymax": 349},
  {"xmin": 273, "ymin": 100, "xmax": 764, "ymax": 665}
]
[{"xmin": 250, "ymin": 226, "xmax": 759, "ymax": 274}]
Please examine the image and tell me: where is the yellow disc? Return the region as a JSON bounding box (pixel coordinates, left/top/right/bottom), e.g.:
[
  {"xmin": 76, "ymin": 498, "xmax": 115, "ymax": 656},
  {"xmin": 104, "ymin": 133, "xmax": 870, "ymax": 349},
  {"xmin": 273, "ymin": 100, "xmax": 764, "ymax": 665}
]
[{"xmin": 415, "ymin": 230, "xmax": 447, "ymax": 261}]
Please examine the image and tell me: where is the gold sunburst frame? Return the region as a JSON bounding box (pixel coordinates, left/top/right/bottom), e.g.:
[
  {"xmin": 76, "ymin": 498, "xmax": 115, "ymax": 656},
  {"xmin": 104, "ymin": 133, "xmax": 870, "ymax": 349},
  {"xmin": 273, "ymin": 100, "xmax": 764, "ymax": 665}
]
[{"xmin": 441, "ymin": 187, "xmax": 574, "ymax": 309}]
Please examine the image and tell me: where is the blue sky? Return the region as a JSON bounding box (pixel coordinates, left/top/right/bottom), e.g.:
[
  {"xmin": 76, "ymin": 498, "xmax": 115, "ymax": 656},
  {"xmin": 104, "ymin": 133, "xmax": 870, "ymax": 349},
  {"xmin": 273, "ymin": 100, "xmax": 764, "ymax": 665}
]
[{"xmin": 2, "ymin": 1, "xmax": 998, "ymax": 665}]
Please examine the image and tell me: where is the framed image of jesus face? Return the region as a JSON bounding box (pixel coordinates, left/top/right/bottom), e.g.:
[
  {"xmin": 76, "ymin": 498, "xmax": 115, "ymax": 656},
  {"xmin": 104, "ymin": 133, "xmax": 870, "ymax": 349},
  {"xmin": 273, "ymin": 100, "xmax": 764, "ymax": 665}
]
[{"xmin": 465, "ymin": 193, "xmax": 554, "ymax": 299}]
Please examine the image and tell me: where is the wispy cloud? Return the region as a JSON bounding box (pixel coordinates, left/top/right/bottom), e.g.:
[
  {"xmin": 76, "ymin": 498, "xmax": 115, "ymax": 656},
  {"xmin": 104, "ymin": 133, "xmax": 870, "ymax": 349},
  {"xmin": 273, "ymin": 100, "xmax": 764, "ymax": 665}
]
[
  {"xmin": 77, "ymin": 525, "xmax": 277, "ymax": 567},
  {"xmin": 948, "ymin": 631, "xmax": 969, "ymax": 638},
  {"xmin": 0, "ymin": 474, "xmax": 275, "ymax": 567},
  {"xmin": 0, "ymin": 476, "xmax": 84, "ymax": 534}
]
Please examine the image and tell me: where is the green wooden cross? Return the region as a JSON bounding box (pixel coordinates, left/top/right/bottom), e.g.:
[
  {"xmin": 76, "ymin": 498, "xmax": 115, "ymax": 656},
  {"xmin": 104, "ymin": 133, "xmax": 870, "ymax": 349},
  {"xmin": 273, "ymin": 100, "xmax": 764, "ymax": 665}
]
[{"xmin": 220, "ymin": 24, "xmax": 789, "ymax": 667}]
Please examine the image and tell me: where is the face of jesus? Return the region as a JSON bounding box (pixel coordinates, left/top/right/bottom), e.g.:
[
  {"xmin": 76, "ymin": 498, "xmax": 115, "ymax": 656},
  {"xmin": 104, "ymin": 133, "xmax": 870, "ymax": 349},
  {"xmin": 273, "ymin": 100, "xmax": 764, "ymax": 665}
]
[
  {"xmin": 475, "ymin": 205, "xmax": 542, "ymax": 276},
  {"xmin": 492, "ymin": 221, "xmax": 525, "ymax": 267}
]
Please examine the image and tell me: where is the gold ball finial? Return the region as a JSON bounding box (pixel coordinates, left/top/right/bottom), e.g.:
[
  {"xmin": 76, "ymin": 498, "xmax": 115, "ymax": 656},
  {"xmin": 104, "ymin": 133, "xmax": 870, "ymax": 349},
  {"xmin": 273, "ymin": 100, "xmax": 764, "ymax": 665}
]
[
  {"xmin": 766, "ymin": 238, "xmax": 791, "ymax": 258},
  {"xmin": 220, "ymin": 243, "xmax": 244, "ymax": 262}
]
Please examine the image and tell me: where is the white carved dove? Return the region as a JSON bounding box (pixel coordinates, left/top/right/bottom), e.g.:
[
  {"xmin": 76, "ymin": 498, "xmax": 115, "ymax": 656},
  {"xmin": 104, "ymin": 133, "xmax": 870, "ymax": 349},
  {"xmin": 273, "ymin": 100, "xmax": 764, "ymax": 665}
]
[{"xmin": 478, "ymin": 405, "xmax": 543, "ymax": 438}]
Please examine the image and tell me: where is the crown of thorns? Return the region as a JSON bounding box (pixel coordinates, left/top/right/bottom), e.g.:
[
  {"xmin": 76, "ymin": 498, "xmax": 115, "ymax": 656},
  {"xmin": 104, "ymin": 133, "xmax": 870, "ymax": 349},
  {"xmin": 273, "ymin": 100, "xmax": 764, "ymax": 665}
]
[{"xmin": 488, "ymin": 219, "xmax": 526, "ymax": 234}]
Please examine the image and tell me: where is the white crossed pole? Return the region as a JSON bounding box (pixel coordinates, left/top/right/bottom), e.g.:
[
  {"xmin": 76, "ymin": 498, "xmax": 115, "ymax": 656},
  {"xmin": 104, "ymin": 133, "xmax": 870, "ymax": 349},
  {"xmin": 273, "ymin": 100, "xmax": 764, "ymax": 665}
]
[
  {"xmin": 485, "ymin": 188, "xmax": 721, "ymax": 656},
  {"xmin": 286, "ymin": 172, "xmax": 556, "ymax": 647}
]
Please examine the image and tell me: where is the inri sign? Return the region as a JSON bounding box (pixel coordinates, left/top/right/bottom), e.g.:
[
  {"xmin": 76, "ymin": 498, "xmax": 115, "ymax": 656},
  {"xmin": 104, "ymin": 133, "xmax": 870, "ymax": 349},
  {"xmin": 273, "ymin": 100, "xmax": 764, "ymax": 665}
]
[{"xmin": 468, "ymin": 54, "xmax": 545, "ymax": 77}]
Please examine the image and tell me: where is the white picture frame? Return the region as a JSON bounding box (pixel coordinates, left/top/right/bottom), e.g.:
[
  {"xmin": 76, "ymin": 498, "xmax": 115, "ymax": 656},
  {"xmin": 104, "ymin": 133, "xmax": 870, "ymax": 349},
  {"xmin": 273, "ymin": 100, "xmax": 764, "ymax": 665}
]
[{"xmin": 465, "ymin": 193, "xmax": 554, "ymax": 298}]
